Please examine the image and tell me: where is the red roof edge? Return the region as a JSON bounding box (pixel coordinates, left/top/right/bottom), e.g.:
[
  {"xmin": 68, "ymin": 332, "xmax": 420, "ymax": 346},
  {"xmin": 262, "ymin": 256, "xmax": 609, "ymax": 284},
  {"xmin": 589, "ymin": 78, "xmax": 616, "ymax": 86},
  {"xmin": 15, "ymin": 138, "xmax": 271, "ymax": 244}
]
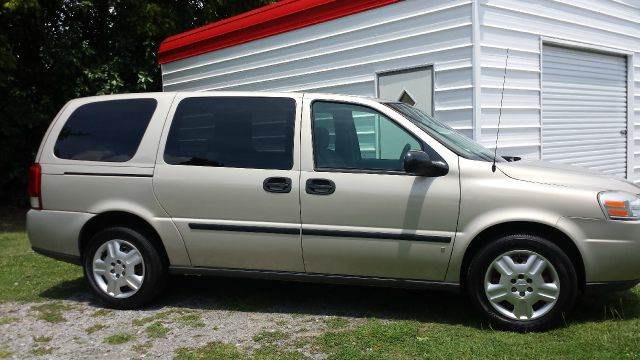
[{"xmin": 158, "ymin": 0, "xmax": 402, "ymax": 65}]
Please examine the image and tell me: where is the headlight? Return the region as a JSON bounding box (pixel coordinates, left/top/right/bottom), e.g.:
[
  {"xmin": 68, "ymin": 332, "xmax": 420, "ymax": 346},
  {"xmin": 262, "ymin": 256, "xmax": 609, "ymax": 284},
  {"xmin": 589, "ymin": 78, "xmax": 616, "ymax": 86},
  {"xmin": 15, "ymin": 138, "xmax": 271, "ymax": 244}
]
[{"xmin": 598, "ymin": 191, "xmax": 640, "ymax": 221}]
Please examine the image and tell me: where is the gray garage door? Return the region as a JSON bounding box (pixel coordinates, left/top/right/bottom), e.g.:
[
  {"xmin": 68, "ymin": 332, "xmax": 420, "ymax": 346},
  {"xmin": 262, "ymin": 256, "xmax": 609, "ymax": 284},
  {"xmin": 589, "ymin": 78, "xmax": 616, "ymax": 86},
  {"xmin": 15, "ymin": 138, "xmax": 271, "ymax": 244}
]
[{"xmin": 541, "ymin": 45, "xmax": 628, "ymax": 177}]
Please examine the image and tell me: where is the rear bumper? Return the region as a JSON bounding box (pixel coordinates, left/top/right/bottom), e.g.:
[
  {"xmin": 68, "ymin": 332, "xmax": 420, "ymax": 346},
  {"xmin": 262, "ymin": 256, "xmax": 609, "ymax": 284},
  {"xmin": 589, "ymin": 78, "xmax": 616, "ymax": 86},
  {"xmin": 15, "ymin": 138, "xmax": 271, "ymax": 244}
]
[
  {"xmin": 32, "ymin": 247, "xmax": 82, "ymax": 265},
  {"xmin": 27, "ymin": 209, "xmax": 93, "ymax": 259}
]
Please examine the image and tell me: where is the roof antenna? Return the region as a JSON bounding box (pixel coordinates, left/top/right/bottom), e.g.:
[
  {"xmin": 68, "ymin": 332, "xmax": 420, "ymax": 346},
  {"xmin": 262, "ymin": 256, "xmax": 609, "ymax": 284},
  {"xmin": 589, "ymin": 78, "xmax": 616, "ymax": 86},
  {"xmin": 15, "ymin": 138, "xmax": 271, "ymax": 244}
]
[{"xmin": 492, "ymin": 48, "xmax": 510, "ymax": 173}]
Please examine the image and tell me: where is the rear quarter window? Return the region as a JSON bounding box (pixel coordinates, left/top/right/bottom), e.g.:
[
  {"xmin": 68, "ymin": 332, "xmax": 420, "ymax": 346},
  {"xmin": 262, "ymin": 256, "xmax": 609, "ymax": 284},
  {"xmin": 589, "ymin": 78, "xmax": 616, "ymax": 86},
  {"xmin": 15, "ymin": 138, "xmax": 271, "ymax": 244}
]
[{"xmin": 54, "ymin": 99, "xmax": 157, "ymax": 162}]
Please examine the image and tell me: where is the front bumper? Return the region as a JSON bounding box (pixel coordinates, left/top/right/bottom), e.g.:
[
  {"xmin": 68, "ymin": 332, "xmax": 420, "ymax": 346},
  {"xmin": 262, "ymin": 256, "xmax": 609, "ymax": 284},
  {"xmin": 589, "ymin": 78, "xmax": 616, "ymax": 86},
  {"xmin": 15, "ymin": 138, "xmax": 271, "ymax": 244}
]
[{"xmin": 558, "ymin": 217, "xmax": 640, "ymax": 283}]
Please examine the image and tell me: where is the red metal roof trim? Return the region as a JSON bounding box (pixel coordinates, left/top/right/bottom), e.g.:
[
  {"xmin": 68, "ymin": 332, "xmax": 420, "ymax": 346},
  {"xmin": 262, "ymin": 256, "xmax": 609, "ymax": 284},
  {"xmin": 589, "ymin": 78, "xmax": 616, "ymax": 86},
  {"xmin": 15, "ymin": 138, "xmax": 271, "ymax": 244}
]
[{"xmin": 158, "ymin": 0, "xmax": 402, "ymax": 64}]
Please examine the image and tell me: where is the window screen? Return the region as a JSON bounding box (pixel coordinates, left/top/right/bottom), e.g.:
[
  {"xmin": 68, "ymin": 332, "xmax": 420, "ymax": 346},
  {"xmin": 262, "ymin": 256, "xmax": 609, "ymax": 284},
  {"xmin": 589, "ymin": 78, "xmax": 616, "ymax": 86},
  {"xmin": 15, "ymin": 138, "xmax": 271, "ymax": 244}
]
[
  {"xmin": 54, "ymin": 99, "xmax": 157, "ymax": 162},
  {"xmin": 164, "ymin": 97, "xmax": 296, "ymax": 170}
]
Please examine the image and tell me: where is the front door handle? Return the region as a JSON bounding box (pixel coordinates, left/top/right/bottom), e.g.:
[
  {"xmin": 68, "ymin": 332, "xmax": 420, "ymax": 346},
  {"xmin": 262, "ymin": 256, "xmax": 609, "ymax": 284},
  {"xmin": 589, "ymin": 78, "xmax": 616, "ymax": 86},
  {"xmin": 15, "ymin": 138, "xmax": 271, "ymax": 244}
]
[
  {"xmin": 263, "ymin": 177, "xmax": 292, "ymax": 193},
  {"xmin": 306, "ymin": 178, "xmax": 335, "ymax": 195},
  {"xmin": 620, "ymin": 129, "xmax": 628, "ymax": 136}
]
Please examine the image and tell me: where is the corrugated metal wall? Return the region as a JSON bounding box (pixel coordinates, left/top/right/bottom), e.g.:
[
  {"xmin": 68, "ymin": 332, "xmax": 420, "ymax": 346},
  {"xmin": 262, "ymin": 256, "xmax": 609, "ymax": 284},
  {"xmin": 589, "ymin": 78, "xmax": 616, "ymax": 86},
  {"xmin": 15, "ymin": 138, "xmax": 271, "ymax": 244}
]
[
  {"xmin": 161, "ymin": 0, "xmax": 475, "ymax": 137},
  {"xmin": 477, "ymin": 0, "xmax": 640, "ymax": 184}
]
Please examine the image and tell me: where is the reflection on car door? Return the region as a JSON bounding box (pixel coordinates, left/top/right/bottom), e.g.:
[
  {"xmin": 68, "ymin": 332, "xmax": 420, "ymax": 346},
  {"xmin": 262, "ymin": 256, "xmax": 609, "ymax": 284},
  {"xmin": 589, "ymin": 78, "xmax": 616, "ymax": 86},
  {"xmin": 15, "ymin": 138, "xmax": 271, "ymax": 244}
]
[
  {"xmin": 153, "ymin": 95, "xmax": 304, "ymax": 272},
  {"xmin": 300, "ymin": 98, "xmax": 460, "ymax": 280}
]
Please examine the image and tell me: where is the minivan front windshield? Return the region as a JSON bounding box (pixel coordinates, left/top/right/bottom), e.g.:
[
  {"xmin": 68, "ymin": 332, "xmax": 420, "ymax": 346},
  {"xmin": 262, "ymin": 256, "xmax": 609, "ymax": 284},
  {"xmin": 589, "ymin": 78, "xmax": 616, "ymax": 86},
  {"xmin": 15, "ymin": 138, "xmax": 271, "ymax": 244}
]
[{"xmin": 385, "ymin": 102, "xmax": 502, "ymax": 162}]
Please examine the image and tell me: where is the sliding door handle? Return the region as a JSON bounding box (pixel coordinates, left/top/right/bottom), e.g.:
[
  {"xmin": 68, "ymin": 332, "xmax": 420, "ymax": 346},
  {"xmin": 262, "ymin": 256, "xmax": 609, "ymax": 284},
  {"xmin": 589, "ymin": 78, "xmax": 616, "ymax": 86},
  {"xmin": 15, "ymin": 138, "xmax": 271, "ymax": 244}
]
[
  {"xmin": 306, "ymin": 178, "xmax": 335, "ymax": 195},
  {"xmin": 263, "ymin": 177, "xmax": 292, "ymax": 193}
]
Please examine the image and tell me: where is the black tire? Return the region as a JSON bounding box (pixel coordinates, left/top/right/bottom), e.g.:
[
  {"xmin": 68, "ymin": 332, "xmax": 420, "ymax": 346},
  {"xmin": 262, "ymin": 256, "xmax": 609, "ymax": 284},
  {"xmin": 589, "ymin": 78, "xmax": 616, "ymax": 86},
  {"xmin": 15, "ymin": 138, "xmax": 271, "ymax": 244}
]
[
  {"xmin": 83, "ymin": 226, "xmax": 166, "ymax": 309},
  {"xmin": 466, "ymin": 233, "xmax": 577, "ymax": 332}
]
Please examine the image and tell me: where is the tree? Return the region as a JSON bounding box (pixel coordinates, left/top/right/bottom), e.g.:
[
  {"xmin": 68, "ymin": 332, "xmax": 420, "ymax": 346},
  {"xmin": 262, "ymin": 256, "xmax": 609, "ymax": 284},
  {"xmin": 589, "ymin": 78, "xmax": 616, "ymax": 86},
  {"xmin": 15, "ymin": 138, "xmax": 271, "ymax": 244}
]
[{"xmin": 0, "ymin": 0, "xmax": 272, "ymax": 205}]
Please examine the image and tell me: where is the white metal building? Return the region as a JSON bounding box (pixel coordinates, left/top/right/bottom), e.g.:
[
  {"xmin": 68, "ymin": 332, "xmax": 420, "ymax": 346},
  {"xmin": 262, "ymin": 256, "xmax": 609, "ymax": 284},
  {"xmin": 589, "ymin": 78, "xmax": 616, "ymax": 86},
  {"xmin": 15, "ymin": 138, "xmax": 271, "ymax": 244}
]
[{"xmin": 159, "ymin": 0, "xmax": 640, "ymax": 184}]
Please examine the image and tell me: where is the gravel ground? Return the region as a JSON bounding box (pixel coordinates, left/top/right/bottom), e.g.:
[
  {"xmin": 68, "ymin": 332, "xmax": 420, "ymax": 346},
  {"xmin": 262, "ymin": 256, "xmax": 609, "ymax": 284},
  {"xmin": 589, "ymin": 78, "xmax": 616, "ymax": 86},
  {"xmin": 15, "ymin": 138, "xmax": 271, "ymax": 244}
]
[
  {"xmin": 0, "ymin": 274, "xmax": 432, "ymax": 359},
  {"xmin": 0, "ymin": 298, "xmax": 338, "ymax": 359}
]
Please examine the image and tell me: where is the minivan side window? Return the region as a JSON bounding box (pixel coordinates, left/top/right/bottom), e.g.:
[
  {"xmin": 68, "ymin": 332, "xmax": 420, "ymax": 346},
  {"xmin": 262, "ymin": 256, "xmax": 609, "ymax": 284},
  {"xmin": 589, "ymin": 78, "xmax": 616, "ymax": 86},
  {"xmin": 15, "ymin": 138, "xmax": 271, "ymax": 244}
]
[
  {"xmin": 164, "ymin": 97, "xmax": 296, "ymax": 170},
  {"xmin": 312, "ymin": 101, "xmax": 423, "ymax": 172},
  {"xmin": 54, "ymin": 99, "xmax": 157, "ymax": 162}
]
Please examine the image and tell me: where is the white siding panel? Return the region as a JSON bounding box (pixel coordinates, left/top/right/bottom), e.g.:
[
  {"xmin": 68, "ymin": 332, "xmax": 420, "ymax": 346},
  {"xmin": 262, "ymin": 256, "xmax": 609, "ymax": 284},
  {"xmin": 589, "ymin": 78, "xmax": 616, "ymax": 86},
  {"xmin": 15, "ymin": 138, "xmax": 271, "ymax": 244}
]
[
  {"xmin": 276, "ymin": 79, "xmax": 375, "ymax": 96},
  {"xmin": 550, "ymin": 0, "xmax": 640, "ymax": 23},
  {"xmin": 481, "ymin": 108, "xmax": 541, "ymax": 128},
  {"xmin": 481, "ymin": 47, "xmax": 540, "ymax": 70},
  {"xmin": 481, "ymin": 89, "xmax": 540, "ymax": 108},
  {"xmin": 481, "ymin": 5, "xmax": 640, "ymax": 51},
  {"xmin": 486, "ymin": 0, "xmax": 639, "ymax": 38},
  {"xmin": 435, "ymin": 88, "xmax": 472, "ymax": 109},
  {"xmin": 434, "ymin": 67, "xmax": 472, "ymax": 89},
  {"xmin": 481, "ymin": 68, "xmax": 540, "ymax": 89},
  {"xmin": 436, "ymin": 108, "xmax": 474, "ymax": 129},
  {"xmin": 480, "ymin": 26, "xmax": 541, "ymax": 53}
]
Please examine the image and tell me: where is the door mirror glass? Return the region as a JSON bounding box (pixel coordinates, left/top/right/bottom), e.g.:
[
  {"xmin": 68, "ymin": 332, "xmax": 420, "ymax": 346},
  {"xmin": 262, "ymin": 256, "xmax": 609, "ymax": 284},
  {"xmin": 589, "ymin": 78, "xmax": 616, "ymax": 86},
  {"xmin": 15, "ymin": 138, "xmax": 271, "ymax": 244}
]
[{"xmin": 403, "ymin": 150, "xmax": 448, "ymax": 177}]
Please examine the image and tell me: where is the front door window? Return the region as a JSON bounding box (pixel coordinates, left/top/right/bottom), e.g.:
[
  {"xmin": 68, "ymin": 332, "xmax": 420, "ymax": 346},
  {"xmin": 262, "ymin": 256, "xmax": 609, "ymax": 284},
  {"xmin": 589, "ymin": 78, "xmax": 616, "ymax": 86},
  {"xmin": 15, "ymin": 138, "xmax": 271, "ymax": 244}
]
[{"xmin": 312, "ymin": 101, "xmax": 422, "ymax": 172}]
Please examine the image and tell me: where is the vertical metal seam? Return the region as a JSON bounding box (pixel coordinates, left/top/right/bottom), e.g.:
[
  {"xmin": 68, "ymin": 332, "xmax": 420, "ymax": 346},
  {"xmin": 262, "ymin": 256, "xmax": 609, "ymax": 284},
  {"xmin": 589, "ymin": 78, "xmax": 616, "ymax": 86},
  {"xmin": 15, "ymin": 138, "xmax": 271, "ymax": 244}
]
[{"xmin": 471, "ymin": 0, "xmax": 482, "ymax": 141}]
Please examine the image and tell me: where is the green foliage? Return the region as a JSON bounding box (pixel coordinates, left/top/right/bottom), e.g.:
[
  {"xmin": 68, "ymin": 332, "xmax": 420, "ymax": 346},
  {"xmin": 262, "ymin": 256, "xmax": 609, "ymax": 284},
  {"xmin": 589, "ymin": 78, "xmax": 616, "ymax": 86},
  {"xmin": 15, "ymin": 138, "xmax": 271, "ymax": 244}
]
[{"xmin": 0, "ymin": 0, "xmax": 272, "ymax": 205}]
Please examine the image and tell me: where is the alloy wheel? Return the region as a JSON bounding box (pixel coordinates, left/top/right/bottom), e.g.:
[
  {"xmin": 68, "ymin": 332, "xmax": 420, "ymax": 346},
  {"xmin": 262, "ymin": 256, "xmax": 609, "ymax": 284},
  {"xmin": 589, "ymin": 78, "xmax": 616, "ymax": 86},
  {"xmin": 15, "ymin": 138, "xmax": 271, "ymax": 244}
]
[
  {"xmin": 484, "ymin": 250, "xmax": 560, "ymax": 320},
  {"xmin": 92, "ymin": 239, "xmax": 145, "ymax": 299}
]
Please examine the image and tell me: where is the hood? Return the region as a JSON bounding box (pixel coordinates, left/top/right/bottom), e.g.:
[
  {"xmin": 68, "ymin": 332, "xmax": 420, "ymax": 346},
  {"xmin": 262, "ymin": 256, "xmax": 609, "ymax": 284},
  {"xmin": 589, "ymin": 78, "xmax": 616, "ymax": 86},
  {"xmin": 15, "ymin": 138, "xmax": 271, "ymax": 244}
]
[{"xmin": 497, "ymin": 160, "xmax": 640, "ymax": 194}]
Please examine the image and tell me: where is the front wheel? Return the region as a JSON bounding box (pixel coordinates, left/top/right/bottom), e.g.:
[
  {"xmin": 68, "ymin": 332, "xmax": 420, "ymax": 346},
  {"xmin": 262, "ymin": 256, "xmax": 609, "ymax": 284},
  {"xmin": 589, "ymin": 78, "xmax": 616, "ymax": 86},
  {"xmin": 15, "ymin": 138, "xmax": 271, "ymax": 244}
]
[
  {"xmin": 467, "ymin": 233, "xmax": 577, "ymax": 332},
  {"xmin": 83, "ymin": 227, "xmax": 166, "ymax": 309}
]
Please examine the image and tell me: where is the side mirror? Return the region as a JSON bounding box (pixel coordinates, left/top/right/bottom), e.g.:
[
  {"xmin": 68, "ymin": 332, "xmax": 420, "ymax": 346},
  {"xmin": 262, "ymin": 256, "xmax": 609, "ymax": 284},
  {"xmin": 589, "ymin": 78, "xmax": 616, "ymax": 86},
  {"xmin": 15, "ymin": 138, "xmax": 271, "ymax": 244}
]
[{"xmin": 404, "ymin": 150, "xmax": 449, "ymax": 177}]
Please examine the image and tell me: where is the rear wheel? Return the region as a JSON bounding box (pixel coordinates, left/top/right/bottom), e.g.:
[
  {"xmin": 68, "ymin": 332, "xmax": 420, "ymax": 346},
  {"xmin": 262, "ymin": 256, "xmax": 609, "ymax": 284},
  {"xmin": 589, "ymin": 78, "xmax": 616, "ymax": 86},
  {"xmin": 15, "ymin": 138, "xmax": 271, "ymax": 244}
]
[
  {"xmin": 467, "ymin": 233, "xmax": 577, "ymax": 331},
  {"xmin": 83, "ymin": 227, "xmax": 166, "ymax": 309}
]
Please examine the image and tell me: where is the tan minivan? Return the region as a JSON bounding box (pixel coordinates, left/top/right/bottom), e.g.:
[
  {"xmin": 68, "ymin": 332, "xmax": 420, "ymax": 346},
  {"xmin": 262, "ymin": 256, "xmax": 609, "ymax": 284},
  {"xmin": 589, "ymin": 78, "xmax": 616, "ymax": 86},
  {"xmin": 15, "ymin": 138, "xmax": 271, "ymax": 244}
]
[{"xmin": 27, "ymin": 92, "xmax": 640, "ymax": 331}]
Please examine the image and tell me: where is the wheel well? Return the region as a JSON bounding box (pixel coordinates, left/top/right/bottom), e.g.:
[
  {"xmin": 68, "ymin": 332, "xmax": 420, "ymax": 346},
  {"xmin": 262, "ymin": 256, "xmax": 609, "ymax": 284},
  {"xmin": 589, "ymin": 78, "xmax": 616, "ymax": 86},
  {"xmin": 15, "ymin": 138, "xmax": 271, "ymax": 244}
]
[
  {"xmin": 79, "ymin": 211, "xmax": 169, "ymax": 265},
  {"xmin": 459, "ymin": 221, "xmax": 585, "ymax": 292}
]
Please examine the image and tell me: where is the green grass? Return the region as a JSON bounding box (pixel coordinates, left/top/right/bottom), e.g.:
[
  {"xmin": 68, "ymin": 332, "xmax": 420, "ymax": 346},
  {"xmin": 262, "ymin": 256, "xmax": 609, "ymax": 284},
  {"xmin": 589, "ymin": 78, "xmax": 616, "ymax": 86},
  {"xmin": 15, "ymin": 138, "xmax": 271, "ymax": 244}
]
[
  {"xmin": 104, "ymin": 332, "xmax": 135, "ymax": 345},
  {"xmin": 131, "ymin": 341, "xmax": 152, "ymax": 354},
  {"xmin": 177, "ymin": 313, "xmax": 206, "ymax": 328},
  {"xmin": 0, "ymin": 348, "xmax": 11, "ymax": 359},
  {"xmin": 33, "ymin": 336, "xmax": 52, "ymax": 343},
  {"xmin": 0, "ymin": 317, "xmax": 16, "ymax": 325},
  {"xmin": 30, "ymin": 346, "xmax": 54, "ymax": 356},
  {"xmin": 31, "ymin": 302, "xmax": 72, "ymax": 323},
  {"xmin": 132, "ymin": 309, "xmax": 184, "ymax": 326},
  {"xmin": 175, "ymin": 341, "xmax": 245, "ymax": 360},
  {"xmin": 146, "ymin": 321, "xmax": 171, "ymax": 338},
  {"xmin": 85, "ymin": 324, "xmax": 106, "ymax": 334},
  {"xmin": 253, "ymin": 330, "xmax": 289, "ymax": 344},
  {"xmin": 91, "ymin": 308, "xmax": 113, "ymax": 317},
  {"xmin": 0, "ymin": 232, "xmax": 84, "ymax": 302},
  {"xmin": 175, "ymin": 342, "xmax": 304, "ymax": 360},
  {"xmin": 324, "ymin": 317, "xmax": 349, "ymax": 330},
  {"xmin": 316, "ymin": 314, "xmax": 640, "ymax": 359}
]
